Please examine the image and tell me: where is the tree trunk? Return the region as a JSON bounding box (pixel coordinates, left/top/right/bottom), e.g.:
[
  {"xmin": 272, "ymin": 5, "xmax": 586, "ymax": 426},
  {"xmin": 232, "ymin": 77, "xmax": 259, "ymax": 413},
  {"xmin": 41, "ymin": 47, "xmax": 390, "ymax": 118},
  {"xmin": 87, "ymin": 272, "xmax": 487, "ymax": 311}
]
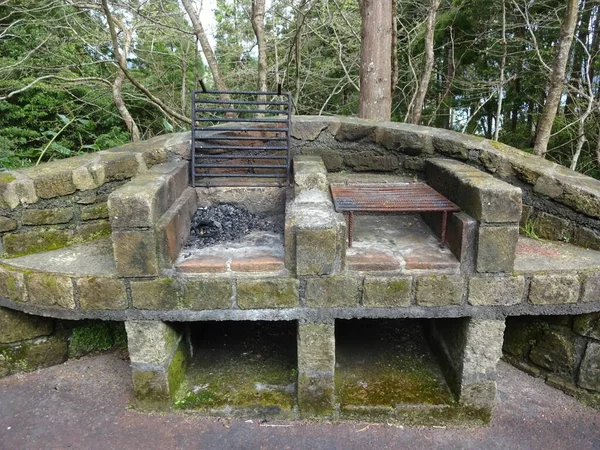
[
  {"xmin": 533, "ymin": 0, "xmax": 579, "ymax": 158},
  {"xmin": 181, "ymin": 0, "xmax": 229, "ymax": 94},
  {"xmin": 494, "ymin": 0, "xmax": 507, "ymax": 141},
  {"xmin": 391, "ymin": 1, "xmax": 398, "ymax": 97},
  {"xmin": 358, "ymin": 0, "xmax": 393, "ymax": 121},
  {"xmin": 251, "ymin": 0, "xmax": 267, "ymax": 105},
  {"xmin": 409, "ymin": 0, "xmax": 441, "ymax": 125},
  {"xmin": 565, "ymin": 0, "xmax": 591, "ymax": 117}
]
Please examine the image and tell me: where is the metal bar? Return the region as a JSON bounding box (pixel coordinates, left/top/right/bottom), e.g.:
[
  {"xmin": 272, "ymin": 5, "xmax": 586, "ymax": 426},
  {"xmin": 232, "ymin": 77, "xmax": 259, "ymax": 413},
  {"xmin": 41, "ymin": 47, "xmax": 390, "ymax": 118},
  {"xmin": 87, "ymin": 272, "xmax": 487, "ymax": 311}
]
[
  {"xmin": 194, "ymin": 173, "xmax": 286, "ymax": 178},
  {"xmin": 191, "ymin": 90, "xmax": 196, "ymax": 188},
  {"xmin": 196, "ymin": 136, "xmax": 288, "ymax": 141},
  {"xmin": 286, "ymin": 94, "xmax": 292, "ymax": 183},
  {"xmin": 195, "ymin": 107, "xmax": 287, "ymax": 115},
  {"xmin": 195, "ymin": 117, "xmax": 288, "ymax": 123},
  {"xmin": 196, "ymin": 145, "xmax": 288, "ymax": 151},
  {"xmin": 195, "ymin": 89, "xmax": 290, "ymax": 95},
  {"xmin": 195, "ymin": 164, "xmax": 288, "ymax": 169},
  {"xmin": 196, "ymin": 154, "xmax": 288, "ymax": 160},
  {"xmin": 441, "ymin": 211, "xmax": 448, "ymax": 246},
  {"xmin": 348, "ymin": 212, "xmax": 354, "ymax": 248},
  {"xmin": 195, "ymin": 98, "xmax": 289, "ymax": 106},
  {"xmin": 195, "ymin": 127, "xmax": 288, "ymax": 132}
]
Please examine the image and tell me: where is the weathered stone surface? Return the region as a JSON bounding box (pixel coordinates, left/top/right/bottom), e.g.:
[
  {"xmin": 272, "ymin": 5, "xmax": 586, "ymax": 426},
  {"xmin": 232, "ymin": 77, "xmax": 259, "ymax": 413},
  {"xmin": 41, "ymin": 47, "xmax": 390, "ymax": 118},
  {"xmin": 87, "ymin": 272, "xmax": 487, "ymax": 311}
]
[
  {"xmin": 581, "ymin": 273, "xmax": 600, "ymax": 302},
  {"xmin": 291, "ymin": 119, "xmax": 329, "ymax": 141},
  {"xmin": 98, "ymin": 152, "xmax": 141, "ymax": 182},
  {"xmin": 297, "ymin": 323, "xmax": 335, "ymax": 417},
  {"xmin": 476, "ymin": 225, "xmax": 519, "ymax": 273},
  {"xmin": 0, "ymin": 307, "xmax": 53, "ymax": 343},
  {"xmin": 520, "ymin": 205, "xmax": 533, "ymax": 228},
  {"xmin": 462, "ymin": 319, "xmax": 506, "ymax": 383},
  {"xmin": 503, "ymin": 317, "xmax": 547, "ymax": 360},
  {"xmin": 131, "ymin": 367, "xmax": 170, "ymax": 403},
  {"xmin": 348, "ymin": 251, "xmax": 401, "ymax": 271},
  {"xmin": 175, "ymin": 255, "xmax": 228, "ymax": 274},
  {"xmin": 528, "ymin": 274, "xmax": 580, "ymax": 305},
  {"xmin": 112, "ymin": 229, "xmax": 158, "ymax": 277},
  {"xmin": 72, "ymin": 164, "xmax": 100, "ymax": 191},
  {"xmin": 21, "ymin": 165, "xmax": 76, "ymax": 199},
  {"xmin": 0, "ymin": 266, "xmax": 27, "ymax": 302},
  {"xmin": 80, "ymin": 203, "xmax": 109, "ymax": 221},
  {"xmin": 305, "ymin": 276, "xmax": 361, "ymax": 308},
  {"xmin": 0, "ymin": 216, "xmax": 17, "ymax": 232},
  {"xmin": 237, "ymin": 278, "xmax": 299, "ymax": 309},
  {"xmin": 533, "ymin": 212, "xmax": 571, "ymax": 241},
  {"xmin": 578, "ymin": 341, "xmax": 600, "ymax": 392},
  {"xmin": 529, "ymin": 328, "xmax": 578, "ymax": 373},
  {"xmin": 344, "ymin": 152, "xmax": 399, "ymax": 172},
  {"xmin": 179, "ymin": 278, "xmax": 233, "ymax": 310},
  {"xmin": 335, "ymin": 121, "xmax": 376, "ymax": 142},
  {"xmin": 0, "ymin": 335, "xmax": 67, "ymax": 377},
  {"xmin": 533, "ymin": 175, "xmax": 564, "ymax": 199},
  {"xmin": 293, "ymin": 156, "xmax": 328, "ymax": 194},
  {"xmin": 230, "ymin": 253, "xmax": 284, "ymax": 272},
  {"xmin": 425, "ymin": 159, "xmax": 522, "ymax": 223},
  {"xmin": 125, "ymin": 321, "xmax": 180, "ymax": 366},
  {"xmin": 416, "ymin": 275, "xmax": 463, "ymax": 306},
  {"xmin": 22, "ymin": 207, "xmax": 73, "ymax": 225},
  {"xmin": 573, "ymin": 313, "xmax": 600, "ymax": 340},
  {"xmin": 3, "ymin": 228, "xmax": 70, "ymax": 256},
  {"xmin": 77, "ymin": 277, "xmax": 127, "ymax": 310},
  {"xmin": 572, "ymin": 226, "xmax": 600, "ymax": 251},
  {"xmin": 363, "ymin": 276, "xmax": 411, "ymax": 307},
  {"xmin": 459, "ymin": 381, "xmax": 497, "ymax": 411},
  {"xmin": 1, "ymin": 173, "xmax": 38, "ymax": 209},
  {"xmin": 562, "ymin": 184, "xmax": 600, "ymax": 220},
  {"xmin": 300, "ymin": 148, "xmax": 344, "ymax": 172},
  {"xmin": 130, "ymin": 278, "xmax": 179, "ymax": 310},
  {"xmin": 26, "ymin": 272, "xmax": 75, "ymax": 308},
  {"xmin": 156, "ymin": 188, "xmax": 196, "ymax": 268},
  {"xmin": 432, "ymin": 134, "xmax": 469, "ymax": 160},
  {"xmin": 468, "ymin": 276, "xmax": 524, "ymax": 306},
  {"xmin": 375, "ymin": 125, "xmax": 429, "ymax": 156}
]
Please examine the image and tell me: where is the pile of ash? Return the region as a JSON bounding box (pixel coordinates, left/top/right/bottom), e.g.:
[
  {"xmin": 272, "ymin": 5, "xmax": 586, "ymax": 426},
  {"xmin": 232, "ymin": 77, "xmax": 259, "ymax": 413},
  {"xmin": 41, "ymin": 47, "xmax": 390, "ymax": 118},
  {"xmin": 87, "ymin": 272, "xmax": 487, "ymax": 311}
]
[{"xmin": 185, "ymin": 203, "xmax": 282, "ymax": 248}]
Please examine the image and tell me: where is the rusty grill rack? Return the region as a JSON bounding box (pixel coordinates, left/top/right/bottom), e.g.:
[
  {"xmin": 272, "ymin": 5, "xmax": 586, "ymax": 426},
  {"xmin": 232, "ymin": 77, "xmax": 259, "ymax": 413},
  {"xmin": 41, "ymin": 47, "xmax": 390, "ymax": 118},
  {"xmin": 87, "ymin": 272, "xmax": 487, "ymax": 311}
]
[
  {"xmin": 330, "ymin": 183, "xmax": 460, "ymax": 247},
  {"xmin": 192, "ymin": 85, "xmax": 292, "ymax": 187}
]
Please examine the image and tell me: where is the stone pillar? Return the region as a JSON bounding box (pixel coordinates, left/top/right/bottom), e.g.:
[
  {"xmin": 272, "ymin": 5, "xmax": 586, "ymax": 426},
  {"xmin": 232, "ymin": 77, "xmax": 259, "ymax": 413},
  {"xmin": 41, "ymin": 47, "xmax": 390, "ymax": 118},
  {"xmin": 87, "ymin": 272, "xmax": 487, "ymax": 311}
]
[
  {"xmin": 0, "ymin": 307, "xmax": 67, "ymax": 377},
  {"xmin": 429, "ymin": 317, "xmax": 506, "ymax": 415},
  {"xmin": 297, "ymin": 321, "xmax": 336, "ymax": 418},
  {"xmin": 125, "ymin": 321, "xmax": 189, "ymax": 406}
]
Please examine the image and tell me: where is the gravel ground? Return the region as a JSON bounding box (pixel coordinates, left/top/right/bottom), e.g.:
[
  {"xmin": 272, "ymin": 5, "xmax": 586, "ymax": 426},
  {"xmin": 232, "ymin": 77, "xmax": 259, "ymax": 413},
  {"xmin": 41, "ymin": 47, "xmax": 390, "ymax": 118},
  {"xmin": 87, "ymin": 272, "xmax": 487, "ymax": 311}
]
[
  {"xmin": 0, "ymin": 353, "xmax": 599, "ymax": 450},
  {"xmin": 184, "ymin": 204, "xmax": 282, "ymax": 250}
]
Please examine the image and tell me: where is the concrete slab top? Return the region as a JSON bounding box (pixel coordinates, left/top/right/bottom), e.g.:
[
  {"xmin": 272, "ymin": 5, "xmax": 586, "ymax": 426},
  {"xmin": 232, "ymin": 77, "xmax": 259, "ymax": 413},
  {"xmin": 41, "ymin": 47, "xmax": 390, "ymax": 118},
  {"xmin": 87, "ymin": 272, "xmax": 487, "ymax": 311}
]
[
  {"xmin": 514, "ymin": 236, "xmax": 600, "ymax": 273},
  {"xmin": 1, "ymin": 237, "xmax": 117, "ymax": 276}
]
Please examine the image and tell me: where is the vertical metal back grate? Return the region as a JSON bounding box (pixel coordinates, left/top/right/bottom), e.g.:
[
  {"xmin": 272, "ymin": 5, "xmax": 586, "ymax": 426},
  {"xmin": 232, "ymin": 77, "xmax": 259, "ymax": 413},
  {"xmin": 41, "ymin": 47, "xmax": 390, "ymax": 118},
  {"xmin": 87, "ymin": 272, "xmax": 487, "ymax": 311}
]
[{"xmin": 192, "ymin": 88, "xmax": 292, "ymax": 187}]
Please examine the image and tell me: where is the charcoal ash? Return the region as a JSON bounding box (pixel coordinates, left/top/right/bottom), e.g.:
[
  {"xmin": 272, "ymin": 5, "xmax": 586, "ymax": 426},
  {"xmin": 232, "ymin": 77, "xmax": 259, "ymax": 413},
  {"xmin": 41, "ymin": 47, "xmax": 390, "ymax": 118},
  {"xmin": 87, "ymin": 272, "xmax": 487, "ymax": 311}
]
[{"xmin": 185, "ymin": 203, "xmax": 282, "ymax": 248}]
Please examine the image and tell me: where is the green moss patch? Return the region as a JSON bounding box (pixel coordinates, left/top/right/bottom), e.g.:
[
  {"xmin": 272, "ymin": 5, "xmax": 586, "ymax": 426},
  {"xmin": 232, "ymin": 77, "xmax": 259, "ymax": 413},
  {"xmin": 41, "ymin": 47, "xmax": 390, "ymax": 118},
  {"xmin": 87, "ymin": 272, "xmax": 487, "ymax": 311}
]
[{"xmin": 68, "ymin": 321, "xmax": 127, "ymax": 358}]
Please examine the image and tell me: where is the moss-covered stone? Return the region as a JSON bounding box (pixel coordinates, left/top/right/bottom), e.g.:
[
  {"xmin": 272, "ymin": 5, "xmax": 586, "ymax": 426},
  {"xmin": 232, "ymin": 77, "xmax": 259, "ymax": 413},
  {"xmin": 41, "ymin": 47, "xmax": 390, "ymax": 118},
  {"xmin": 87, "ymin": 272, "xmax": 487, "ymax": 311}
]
[
  {"xmin": 363, "ymin": 276, "xmax": 412, "ymax": 307},
  {"xmin": 0, "ymin": 307, "xmax": 53, "ymax": 343},
  {"xmin": 304, "ymin": 276, "xmax": 361, "ymax": 308},
  {"xmin": 529, "ymin": 328, "xmax": 578, "ymax": 374},
  {"xmin": 237, "ymin": 278, "xmax": 298, "ymax": 309},
  {"xmin": 125, "ymin": 321, "xmax": 180, "ymax": 366},
  {"xmin": 416, "ymin": 275, "xmax": 463, "ymax": 307},
  {"xmin": 533, "ymin": 212, "xmax": 571, "ymax": 241},
  {"xmin": 0, "ymin": 265, "xmax": 27, "ymax": 302},
  {"xmin": 582, "ymin": 273, "xmax": 600, "ymax": 302},
  {"xmin": 0, "ymin": 216, "xmax": 17, "ymax": 232},
  {"xmin": 573, "ymin": 313, "xmax": 600, "ymax": 340},
  {"xmin": 572, "ymin": 226, "xmax": 600, "ymax": 251},
  {"xmin": 179, "ymin": 278, "xmax": 232, "ymax": 310},
  {"xmin": 468, "ymin": 276, "xmax": 524, "ymax": 306},
  {"xmin": 26, "ymin": 272, "xmax": 75, "ymax": 308},
  {"xmin": 112, "ymin": 229, "xmax": 159, "ymax": 277},
  {"xmin": 0, "ymin": 335, "xmax": 67, "ymax": 377},
  {"xmin": 77, "ymin": 277, "xmax": 127, "ymax": 310},
  {"xmin": 296, "ymin": 225, "xmax": 338, "ymax": 276},
  {"xmin": 579, "ymin": 341, "xmax": 600, "ymax": 392},
  {"xmin": 80, "ymin": 202, "xmax": 109, "ymax": 221},
  {"xmin": 502, "ymin": 317, "xmax": 548, "ymax": 360},
  {"xmin": 20, "ymin": 163, "xmax": 77, "ymax": 199},
  {"xmin": 476, "ymin": 225, "xmax": 519, "ymax": 273},
  {"xmin": 3, "ymin": 228, "xmax": 70, "ymax": 256},
  {"xmin": 529, "ymin": 274, "xmax": 580, "ymax": 305},
  {"xmin": 132, "ymin": 367, "xmax": 171, "ymax": 404},
  {"xmin": 99, "ymin": 152, "xmax": 141, "ymax": 181},
  {"xmin": 131, "ymin": 278, "xmax": 179, "ymax": 310},
  {"xmin": 22, "ymin": 207, "xmax": 73, "ymax": 225},
  {"xmin": 298, "ymin": 374, "xmax": 335, "ymax": 418},
  {"xmin": 69, "ymin": 321, "xmax": 121, "ymax": 358}
]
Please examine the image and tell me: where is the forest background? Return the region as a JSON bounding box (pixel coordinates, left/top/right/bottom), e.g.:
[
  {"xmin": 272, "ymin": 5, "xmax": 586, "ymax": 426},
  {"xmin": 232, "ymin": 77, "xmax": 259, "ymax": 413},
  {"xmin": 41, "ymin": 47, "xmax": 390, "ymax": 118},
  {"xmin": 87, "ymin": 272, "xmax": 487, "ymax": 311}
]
[{"xmin": 1, "ymin": 0, "xmax": 598, "ymax": 178}]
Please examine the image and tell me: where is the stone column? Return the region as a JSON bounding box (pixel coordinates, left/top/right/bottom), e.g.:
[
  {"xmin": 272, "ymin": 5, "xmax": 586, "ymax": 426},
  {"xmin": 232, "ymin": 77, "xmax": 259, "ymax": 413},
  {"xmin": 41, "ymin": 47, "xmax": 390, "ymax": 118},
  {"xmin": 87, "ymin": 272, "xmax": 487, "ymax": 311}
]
[
  {"xmin": 297, "ymin": 321, "xmax": 336, "ymax": 418},
  {"xmin": 125, "ymin": 321, "xmax": 189, "ymax": 406},
  {"xmin": 429, "ymin": 317, "xmax": 506, "ymax": 415}
]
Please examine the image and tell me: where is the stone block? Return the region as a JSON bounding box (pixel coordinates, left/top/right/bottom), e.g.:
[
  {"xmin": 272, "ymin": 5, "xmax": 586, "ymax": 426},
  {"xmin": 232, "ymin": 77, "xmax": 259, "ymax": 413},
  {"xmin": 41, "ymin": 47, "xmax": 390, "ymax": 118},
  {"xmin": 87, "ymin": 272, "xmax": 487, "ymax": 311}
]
[
  {"xmin": 468, "ymin": 276, "xmax": 524, "ymax": 306},
  {"xmin": 534, "ymin": 212, "xmax": 571, "ymax": 241},
  {"xmin": 296, "ymin": 223, "xmax": 338, "ymax": 276},
  {"xmin": 374, "ymin": 125, "xmax": 429, "ymax": 156},
  {"xmin": 461, "ymin": 319, "xmax": 506, "ymax": 384},
  {"xmin": 179, "ymin": 278, "xmax": 233, "ymax": 310},
  {"xmin": 293, "ymin": 156, "xmax": 328, "ymax": 194},
  {"xmin": 108, "ymin": 177, "xmax": 167, "ymax": 229},
  {"xmin": 363, "ymin": 276, "xmax": 412, "ymax": 307},
  {"xmin": 0, "ymin": 266, "xmax": 27, "ymax": 302},
  {"xmin": 582, "ymin": 273, "xmax": 600, "ymax": 302},
  {"xmin": 578, "ymin": 341, "xmax": 600, "ymax": 392},
  {"xmin": 573, "ymin": 313, "xmax": 600, "ymax": 340},
  {"xmin": 572, "ymin": 226, "xmax": 600, "ymax": 251},
  {"xmin": 77, "ymin": 277, "xmax": 128, "ymax": 310},
  {"xmin": 291, "ymin": 119, "xmax": 329, "ymax": 141},
  {"xmin": 80, "ymin": 203, "xmax": 109, "ymax": 221},
  {"xmin": 131, "ymin": 367, "xmax": 171, "ymax": 403},
  {"xmin": 476, "ymin": 225, "xmax": 519, "ymax": 273},
  {"xmin": 533, "ymin": 175, "xmax": 564, "ymax": 199},
  {"xmin": 24, "ymin": 166, "xmax": 76, "ymax": 199},
  {"xmin": 3, "ymin": 228, "xmax": 70, "ymax": 256},
  {"xmin": 297, "ymin": 323, "xmax": 335, "ymax": 417},
  {"xmin": 502, "ymin": 317, "xmax": 547, "ymax": 360},
  {"xmin": 425, "ymin": 159, "xmax": 522, "ymax": 223},
  {"xmin": 300, "ymin": 148, "xmax": 344, "ymax": 172},
  {"xmin": 347, "ymin": 251, "xmax": 401, "ymax": 271},
  {"xmin": 0, "ymin": 335, "xmax": 67, "ymax": 377},
  {"xmin": 130, "ymin": 278, "xmax": 179, "ymax": 310},
  {"xmin": 237, "ymin": 278, "xmax": 299, "ymax": 309},
  {"xmin": 343, "ymin": 152, "xmax": 399, "ymax": 172},
  {"xmin": 0, "ymin": 173, "xmax": 37, "ymax": 209},
  {"xmin": 528, "ymin": 274, "xmax": 580, "ymax": 305},
  {"xmin": 99, "ymin": 152, "xmax": 141, "ymax": 181},
  {"xmin": 529, "ymin": 328, "xmax": 578, "ymax": 373},
  {"xmin": 230, "ymin": 253, "xmax": 284, "ymax": 272},
  {"xmin": 22, "ymin": 207, "xmax": 73, "ymax": 225},
  {"xmin": 562, "ymin": 184, "xmax": 600, "ymax": 220},
  {"xmin": 175, "ymin": 255, "xmax": 228, "ymax": 274},
  {"xmin": 416, "ymin": 275, "xmax": 463, "ymax": 306},
  {"xmin": 125, "ymin": 321, "xmax": 181, "ymax": 366},
  {"xmin": 459, "ymin": 381, "xmax": 497, "ymax": 411},
  {"xmin": 431, "ymin": 134, "xmax": 469, "ymax": 160},
  {"xmin": 112, "ymin": 229, "xmax": 159, "ymax": 277},
  {"xmin": 0, "ymin": 216, "xmax": 17, "ymax": 232},
  {"xmin": 0, "ymin": 307, "xmax": 53, "ymax": 343},
  {"xmin": 26, "ymin": 272, "xmax": 75, "ymax": 308},
  {"xmin": 156, "ymin": 188, "xmax": 196, "ymax": 268},
  {"xmin": 304, "ymin": 276, "xmax": 361, "ymax": 308},
  {"xmin": 335, "ymin": 121, "xmax": 376, "ymax": 142}
]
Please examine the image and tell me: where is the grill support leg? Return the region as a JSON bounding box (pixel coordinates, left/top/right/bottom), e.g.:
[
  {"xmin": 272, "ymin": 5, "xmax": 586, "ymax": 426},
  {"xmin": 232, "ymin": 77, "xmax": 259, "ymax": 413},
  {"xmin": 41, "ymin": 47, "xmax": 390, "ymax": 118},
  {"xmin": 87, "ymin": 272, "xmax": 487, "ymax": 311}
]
[
  {"xmin": 441, "ymin": 210, "xmax": 448, "ymax": 247},
  {"xmin": 347, "ymin": 212, "xmax": 354, "ymax": 248}
]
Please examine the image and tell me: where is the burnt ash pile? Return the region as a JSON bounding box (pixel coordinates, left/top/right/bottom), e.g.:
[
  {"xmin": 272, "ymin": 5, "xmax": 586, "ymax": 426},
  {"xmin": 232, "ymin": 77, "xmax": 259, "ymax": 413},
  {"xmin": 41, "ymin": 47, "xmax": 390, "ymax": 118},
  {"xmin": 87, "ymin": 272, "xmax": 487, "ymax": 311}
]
[{"xmin": 185, "ymin": 204, "xmax": 282, "ymax": 248}]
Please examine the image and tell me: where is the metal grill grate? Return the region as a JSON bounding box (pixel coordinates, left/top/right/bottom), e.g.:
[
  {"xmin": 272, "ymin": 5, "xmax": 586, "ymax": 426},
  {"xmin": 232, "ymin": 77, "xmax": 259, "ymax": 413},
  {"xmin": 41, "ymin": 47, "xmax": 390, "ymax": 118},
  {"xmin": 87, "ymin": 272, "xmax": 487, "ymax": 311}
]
[{"xmin": 192, "ymin": 86, "xmax": 292, "ymax": 187}]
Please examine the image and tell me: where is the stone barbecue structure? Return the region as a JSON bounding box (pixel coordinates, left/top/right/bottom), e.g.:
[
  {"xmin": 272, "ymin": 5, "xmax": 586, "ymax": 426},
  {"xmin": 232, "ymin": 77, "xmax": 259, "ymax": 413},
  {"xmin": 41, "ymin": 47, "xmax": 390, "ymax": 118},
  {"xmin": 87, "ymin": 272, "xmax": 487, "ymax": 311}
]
[{"xmin": 1, "ymin": 116, "xmax": 600, "ymax": 424}]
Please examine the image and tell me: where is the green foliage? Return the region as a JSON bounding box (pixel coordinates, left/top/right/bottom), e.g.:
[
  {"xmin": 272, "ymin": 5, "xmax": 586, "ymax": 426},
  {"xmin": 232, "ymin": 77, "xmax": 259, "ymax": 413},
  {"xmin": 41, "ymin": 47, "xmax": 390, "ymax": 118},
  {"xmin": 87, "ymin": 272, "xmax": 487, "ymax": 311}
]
[{"xmin": 68, "ymin": 321, "xmax": 127, "ymax": 359}]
